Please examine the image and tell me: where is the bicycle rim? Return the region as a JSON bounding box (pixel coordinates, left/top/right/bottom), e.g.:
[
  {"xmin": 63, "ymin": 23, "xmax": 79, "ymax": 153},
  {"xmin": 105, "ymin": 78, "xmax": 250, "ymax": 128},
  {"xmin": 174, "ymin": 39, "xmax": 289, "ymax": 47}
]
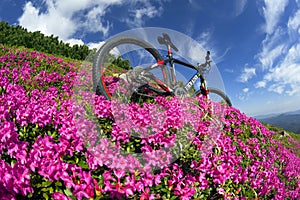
[
  {"xmin": 195, "ymin": 87, "xmax": 232, "ymax": 106},
  {"xmin": 92, "ymin": 36, "xmax": 170, "ymax": 101}
]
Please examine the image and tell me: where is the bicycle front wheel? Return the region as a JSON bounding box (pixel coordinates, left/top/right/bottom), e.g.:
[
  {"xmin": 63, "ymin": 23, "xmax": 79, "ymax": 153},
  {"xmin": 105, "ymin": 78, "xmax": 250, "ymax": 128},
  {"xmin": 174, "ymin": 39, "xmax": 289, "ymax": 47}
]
[
  {"xmin": 92, "ymin": 36, "xmax": 169, "ymax": 100},
  {"xmin": 195, "ymin": 87, "xmax": 232, "ymax": 106}
]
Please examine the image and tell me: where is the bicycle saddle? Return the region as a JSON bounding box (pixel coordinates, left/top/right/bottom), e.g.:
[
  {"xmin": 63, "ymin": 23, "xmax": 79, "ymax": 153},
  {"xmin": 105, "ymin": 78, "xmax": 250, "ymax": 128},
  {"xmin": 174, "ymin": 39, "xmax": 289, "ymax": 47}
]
[{"xmin": 157, "ymin": 33, "xmax": 179, "ymax": 52}]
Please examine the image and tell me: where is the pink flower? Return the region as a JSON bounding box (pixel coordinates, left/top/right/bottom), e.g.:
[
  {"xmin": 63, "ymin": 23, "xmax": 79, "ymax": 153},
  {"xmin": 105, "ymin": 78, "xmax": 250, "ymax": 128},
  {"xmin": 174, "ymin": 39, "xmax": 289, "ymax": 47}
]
[
  {"xmin": 140, "ymin": 188, "xmax": 155, "ymax": 200},
  {"xmin": 197, "ymin": 172, "xmax": 209, "ymax": 190},
  {"xmin": 103, "ymin": 170, "xmax": 134, "ymax": 199},
  {"xmin": 52, "ymin": 192, "xmax": 72, "ymax": 200}
]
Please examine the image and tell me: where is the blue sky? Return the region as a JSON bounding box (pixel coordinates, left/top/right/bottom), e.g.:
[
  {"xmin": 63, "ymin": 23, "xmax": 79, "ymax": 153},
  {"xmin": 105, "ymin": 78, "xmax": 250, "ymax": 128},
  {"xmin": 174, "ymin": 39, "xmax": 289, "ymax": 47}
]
[{"xmin": 1, "ymin": 0, "xmax": 300, "ymax": 117}]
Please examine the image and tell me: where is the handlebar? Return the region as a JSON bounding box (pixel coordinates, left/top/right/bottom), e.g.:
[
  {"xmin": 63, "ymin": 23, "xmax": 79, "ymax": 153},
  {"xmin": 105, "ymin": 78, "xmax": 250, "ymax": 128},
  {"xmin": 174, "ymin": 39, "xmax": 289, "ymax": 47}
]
[
  {"xmin": 197, "ymin": 51, "xmax": 212, "ymax": 75},
  {"xmin": 197, "ymin": 51, "xmax": 211, "ymax": 67}
]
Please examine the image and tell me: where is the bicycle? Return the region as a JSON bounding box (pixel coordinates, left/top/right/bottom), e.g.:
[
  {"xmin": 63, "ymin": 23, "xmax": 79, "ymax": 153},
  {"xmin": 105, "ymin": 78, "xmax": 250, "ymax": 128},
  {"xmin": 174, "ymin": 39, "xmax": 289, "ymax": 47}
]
[{"xmin": 92, "ymin": 33, "xmax": 232, "ymax": 106}]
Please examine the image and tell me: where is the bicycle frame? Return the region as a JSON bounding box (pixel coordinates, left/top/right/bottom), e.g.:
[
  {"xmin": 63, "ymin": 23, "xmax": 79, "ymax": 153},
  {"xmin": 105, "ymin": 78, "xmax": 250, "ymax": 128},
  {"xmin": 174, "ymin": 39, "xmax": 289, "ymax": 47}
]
[
  {"xmin": 137, "ymin": 37, "xmax": 209, "ymax": 98},
  {"xmin": 165, "ymin": 57, "xmax": 207, "ymax": 91},
  {"xmin": 143, "ymin": 56, "xmax": 208, "ymax": 97}
]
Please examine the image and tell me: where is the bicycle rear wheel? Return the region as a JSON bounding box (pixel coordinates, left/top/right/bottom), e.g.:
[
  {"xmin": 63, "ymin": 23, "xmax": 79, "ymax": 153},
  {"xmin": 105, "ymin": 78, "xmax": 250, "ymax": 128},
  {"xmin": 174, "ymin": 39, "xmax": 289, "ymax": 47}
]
[
  {"xmin": 92, "ymin": 36, "xmax": 170, "ymax": 101},
  {"xmin": 195, "ymin": 87, "xmax": 232, "ymax": 106}
]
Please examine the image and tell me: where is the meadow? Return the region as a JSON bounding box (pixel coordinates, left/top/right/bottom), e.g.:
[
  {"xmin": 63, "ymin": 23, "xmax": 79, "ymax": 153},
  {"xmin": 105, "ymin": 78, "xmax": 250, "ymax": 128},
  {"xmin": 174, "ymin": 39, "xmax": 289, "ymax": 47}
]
[{"xmin": 1, "ymin": 45, "xmax": 300, "ymax": 199}]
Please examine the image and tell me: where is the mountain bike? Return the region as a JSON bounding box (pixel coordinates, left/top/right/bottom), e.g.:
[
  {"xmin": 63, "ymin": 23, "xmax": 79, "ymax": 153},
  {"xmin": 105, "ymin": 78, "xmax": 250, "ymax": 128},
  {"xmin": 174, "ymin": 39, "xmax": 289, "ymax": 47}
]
[{"xmin": 92, "ymin": 33, "xmax": 232, "ymax": 106}]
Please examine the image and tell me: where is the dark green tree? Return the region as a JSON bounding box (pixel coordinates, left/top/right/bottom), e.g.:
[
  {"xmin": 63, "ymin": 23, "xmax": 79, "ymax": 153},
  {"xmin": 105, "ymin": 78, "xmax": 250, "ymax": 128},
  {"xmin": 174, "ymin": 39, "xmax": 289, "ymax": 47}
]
[{"xmin": 0, "ymin": 21, "xmax": 91, "ymax": 60}]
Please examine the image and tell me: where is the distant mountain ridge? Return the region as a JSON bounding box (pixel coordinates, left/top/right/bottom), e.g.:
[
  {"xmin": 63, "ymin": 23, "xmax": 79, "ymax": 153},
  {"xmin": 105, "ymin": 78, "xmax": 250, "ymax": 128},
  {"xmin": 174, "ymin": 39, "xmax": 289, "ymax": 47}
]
[
  {"xmin": 256, "ymin": 109, "xmax": 300, "ymax": 134},
  {"xmin": 255, "ymin": 109, "xmax": 300, "ymax": 119}
]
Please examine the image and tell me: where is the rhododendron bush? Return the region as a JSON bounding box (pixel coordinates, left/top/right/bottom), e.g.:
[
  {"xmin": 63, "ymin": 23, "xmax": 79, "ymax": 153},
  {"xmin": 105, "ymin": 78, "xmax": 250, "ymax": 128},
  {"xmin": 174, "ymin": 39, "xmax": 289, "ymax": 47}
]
[{"xmin": 1, "ymin": 45, "xmax": 300, "ymax": 200}]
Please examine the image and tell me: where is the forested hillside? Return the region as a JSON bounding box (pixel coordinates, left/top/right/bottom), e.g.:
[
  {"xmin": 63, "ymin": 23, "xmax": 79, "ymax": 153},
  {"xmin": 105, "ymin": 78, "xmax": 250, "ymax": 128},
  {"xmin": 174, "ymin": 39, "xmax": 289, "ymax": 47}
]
[{"xmin": 0, "ymin": 21, "xmax": 92, "ymax": 60}]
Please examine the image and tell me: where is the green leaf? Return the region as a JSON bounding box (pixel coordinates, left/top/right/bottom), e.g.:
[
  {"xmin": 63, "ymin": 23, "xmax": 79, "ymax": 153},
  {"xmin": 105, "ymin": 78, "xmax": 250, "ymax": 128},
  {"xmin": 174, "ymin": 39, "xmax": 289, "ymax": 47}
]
[
  {"xmin": 41, "ymin": 179, "xmax": 52, "ymax": 187},
  {"xmin": 170, "ymin": 196, "xmax": 178, "ymax": 200},
  {"xmin": 43, "ymin": 192, "xmax": 49, "ymax": 200},
  {"xmin": 127, "ymin": 146, "xmax": 131, "ymax": 153},
  {"xmin": 55, "ymin": 181, "xmax": 62, "ymax": 187},
  {"xmin": 64, "ymin": 188, "xmax": 73, "ymax": 197},
  {"xmin": 160, "ymin": 188, "xmax": 168, "ymax": 193}
]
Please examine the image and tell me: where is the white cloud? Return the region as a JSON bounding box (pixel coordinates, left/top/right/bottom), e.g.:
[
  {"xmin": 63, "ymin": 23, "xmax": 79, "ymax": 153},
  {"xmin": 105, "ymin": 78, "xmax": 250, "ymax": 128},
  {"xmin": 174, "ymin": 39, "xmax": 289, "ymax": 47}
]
[
  {"xmin": 235, "ymin": 0, "xmax": 247, "ymax": 16},
  {"xmin": 238, "ymin": 67, "xmax": 256, "ymax": 82},
  {"xmin": 83, "ymin": 5, "xmax": 111, "ymax": 36},
  {"xmin": 282, "ymin": 42, "xmax": 300, "ymax": 64},
  {"xmin": 18, "ymin": 0, "xmax": 123, "ymax": 42},
  {"xmin": 255, "ymin": 1, "xmax": 300, "ymax": 96},
  {"xmin": 255, "ymin": 80, "xmax": 266, "ymax": 88},
  {"xmin": 288, "ymin": 10, "xmax": 300, "ymax": 31},
  {"xmin": 65, "ymin": 38, "xmax": 85, "ymax": 46},
  {"xmin": 124, "ymin": 1, "xmax": 170, "ymax": 28},
  {"xmin": 195, "ymin": 28, "xmax": 230, "ymax": 64},
  {"xmin": 237, "ymin": 87, "xmax": 252, "ymax": 101},
  {"xmin": 258, "ymin": 43, "xmax": 284, "ymax": 70},
  {"xmin": 262, "ymin": 0, "xmax": 289, "ymax": 34},
  {"xmin": 18, "ymin": 0, "xmax": 168, "ymax": 44},
  {"xmin": 274, "ymin": 44, "xmax": 300, "ymax": 76},
  {"xmin": 86, "ymin": 41, "xmax": 106, "ymax": 50},
  {"xmin": 177, "ymin": 26, "xmax": 218, "ymax": 64},
  {"xmin": 18, "ymin": 2, "xmax": 76, "ymax": 40},
  {"xmin": 197, "ymin": 30, "xmax": 212, "ymax": 49},
  {"xmin": 243, "ymin": 87, "xmax": 249, "ymax": 93},
  {"xmin": 190, "ymin": 30, "xmax": 214, "ymax": 61},
  {"xmin": 225, "ymin": 68, "xmax": 234, "ymax": 73},
  {"xmin": 257, "ymin": 28, "xmax": 285, "ymax": 70},
  {"xmin": 268, "ymin": 83, "xmax": 285, "ymax": 94},
  {"xmin": 188, "ymin": 0, "xmax": 202, "ymax": 10},
  {"xmin": 257, "ymin": 43, "xmax": 300, "ymax": 95},
  {"xmin": 286, "ymin": 84, "xmax": 300, "ymax": 96},
  {"xmin": 126, "ymin": 5, "xmax": 163, "ymax": 27},
  {"xmin": 274, "ymin": 64, "xmax": 299, "ymax": 81}
]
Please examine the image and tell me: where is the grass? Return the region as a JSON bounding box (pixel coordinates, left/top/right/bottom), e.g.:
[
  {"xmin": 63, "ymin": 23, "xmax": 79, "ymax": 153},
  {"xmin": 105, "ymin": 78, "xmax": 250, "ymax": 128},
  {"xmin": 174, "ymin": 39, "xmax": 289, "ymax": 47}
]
[{"xmin": 264, "ymin": 123, "xmax": 300, "ymax": 157}]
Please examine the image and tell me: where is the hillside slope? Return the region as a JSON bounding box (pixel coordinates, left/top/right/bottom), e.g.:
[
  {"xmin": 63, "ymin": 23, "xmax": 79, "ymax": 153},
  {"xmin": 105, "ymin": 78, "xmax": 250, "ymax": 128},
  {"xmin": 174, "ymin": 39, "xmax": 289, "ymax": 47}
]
[
  {"xmin": 1, "ymin": 45, "xmax": 300, "ymax": 200},
  {"xmin": 0, "ymin": 21, "xmax": 91, "ymax": 60},
  {"xmin": 259, "ymin": 114, "xmax": 300, "ymax": 134}
]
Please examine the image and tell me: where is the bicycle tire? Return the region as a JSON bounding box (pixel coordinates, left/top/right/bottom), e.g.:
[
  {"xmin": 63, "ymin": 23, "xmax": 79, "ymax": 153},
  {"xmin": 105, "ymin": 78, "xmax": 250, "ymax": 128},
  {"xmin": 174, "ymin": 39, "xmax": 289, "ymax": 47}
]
[
  {"xmin": 195, "ymin": 87, "xmax": 232, "ymax": 106},
  {"xmin": 92, "ymin": 36, "xmax": 169, "ymax": 100}
]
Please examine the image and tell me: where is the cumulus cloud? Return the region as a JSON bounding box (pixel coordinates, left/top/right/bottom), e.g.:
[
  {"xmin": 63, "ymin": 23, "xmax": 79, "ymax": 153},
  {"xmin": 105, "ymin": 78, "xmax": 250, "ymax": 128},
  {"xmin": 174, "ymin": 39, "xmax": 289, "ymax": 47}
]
[
  {"xmin": 18, "ymin": 0, "xmax": 168, "ymax": 44},
  {"xmin": 18, "ymin": 0, "xmax": 122, "ymax": 42},
  {"xmin": 238, "ymin": 67, "xmax": 256, "ymax": 82},
  {"xmin": 18, "ymin": 2, "xmax": 76, "ymax": 40}
]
